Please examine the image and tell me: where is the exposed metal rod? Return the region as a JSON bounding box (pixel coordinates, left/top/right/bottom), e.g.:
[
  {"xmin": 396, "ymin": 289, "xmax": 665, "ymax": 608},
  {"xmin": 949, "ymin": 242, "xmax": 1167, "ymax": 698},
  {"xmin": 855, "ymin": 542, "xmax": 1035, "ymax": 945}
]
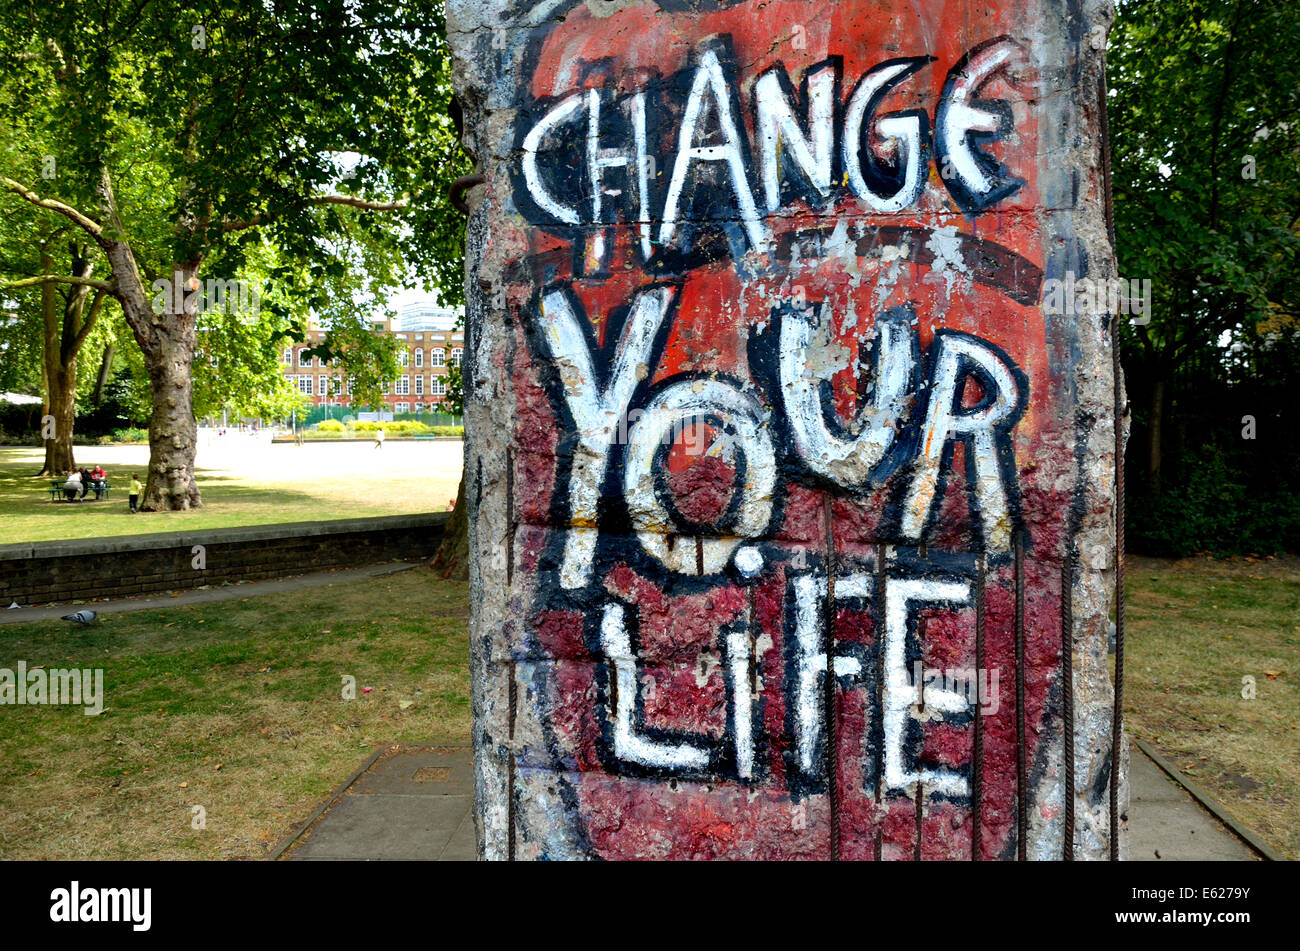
[{"xmin": 1014, "ymin": 530, "xmax": 1027, "ymax": 861}]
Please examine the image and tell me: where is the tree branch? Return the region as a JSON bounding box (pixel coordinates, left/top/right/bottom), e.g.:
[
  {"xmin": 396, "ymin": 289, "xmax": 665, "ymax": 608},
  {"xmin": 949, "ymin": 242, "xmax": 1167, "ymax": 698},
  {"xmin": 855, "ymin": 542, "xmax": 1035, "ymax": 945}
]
[
  {"xmin": 312, "ymin": 193, "xmax": 410, "ymax": 212},
  {"xmin": 70, "ymin": 290, "xmax": 107, "ymax": 353},
  {"xmin": 1, "ymin": 177, "xmax": 108, "ymax": 249},
  {"xmin": 1, "ymin": 274, "xmax": 113, "ymax": 292},
  {"xmin": 222, "ymin": 192, "xmax": 410, "ymax": 232}
]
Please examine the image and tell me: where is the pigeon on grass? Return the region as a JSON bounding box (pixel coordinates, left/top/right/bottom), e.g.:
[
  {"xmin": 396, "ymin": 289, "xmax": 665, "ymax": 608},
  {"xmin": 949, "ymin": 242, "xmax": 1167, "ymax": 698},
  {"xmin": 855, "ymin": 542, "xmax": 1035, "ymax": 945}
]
[{"xmin": 61, "ymin": 610, "xmax": 97, "ymax": 625}]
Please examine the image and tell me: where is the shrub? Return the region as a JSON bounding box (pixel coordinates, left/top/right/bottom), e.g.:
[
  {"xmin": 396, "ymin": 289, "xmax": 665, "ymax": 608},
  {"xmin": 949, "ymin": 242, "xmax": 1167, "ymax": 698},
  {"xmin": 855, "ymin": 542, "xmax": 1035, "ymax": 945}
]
[
  {"xmin": 353, "ymin": 420, "xmax": 432, "ymax": 434},
  {"xmin": 317, "ymin": 419, "xmax": 345, "ymax": 432},
  {"xmin": 107, "ymin": 427, "xmax": 149, "ymax": 444},
  {"xmin": 1128, "ymin": 446, "xmax": 1300, "ymax": 556}
]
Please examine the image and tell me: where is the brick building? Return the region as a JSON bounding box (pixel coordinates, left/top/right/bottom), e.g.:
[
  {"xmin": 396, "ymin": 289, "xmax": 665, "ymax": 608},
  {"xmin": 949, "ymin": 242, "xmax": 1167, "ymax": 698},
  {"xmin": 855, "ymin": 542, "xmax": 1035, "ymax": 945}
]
[{"xmin": 280, "ymin": 302, "xmax": 464, "ymax": 414}]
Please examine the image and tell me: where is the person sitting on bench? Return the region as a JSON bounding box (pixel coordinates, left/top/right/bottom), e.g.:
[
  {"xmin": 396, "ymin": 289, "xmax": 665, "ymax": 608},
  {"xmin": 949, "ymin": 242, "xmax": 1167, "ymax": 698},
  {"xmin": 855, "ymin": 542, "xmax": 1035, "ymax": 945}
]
[
  {"xmin": 87, "ymin": 465, "xmax": 107, "ymax": 498},
  {"xmin": 63, "ymin": 469, "xmax": 82, "ymax": 502}
]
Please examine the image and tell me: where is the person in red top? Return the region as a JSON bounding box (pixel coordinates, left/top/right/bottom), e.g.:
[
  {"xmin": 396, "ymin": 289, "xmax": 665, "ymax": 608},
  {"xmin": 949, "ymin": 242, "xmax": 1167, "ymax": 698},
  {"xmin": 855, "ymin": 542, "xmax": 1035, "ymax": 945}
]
[{"xmin": 88, "ymin": 465, "xmax": 107, "ymax": 499}]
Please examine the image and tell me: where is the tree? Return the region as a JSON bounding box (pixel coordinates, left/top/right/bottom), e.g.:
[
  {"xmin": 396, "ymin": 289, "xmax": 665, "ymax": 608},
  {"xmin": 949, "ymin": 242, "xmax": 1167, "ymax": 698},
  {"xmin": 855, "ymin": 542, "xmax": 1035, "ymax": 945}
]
[
  {"xmin": 0, "ymin": 0, "xmax": 469, "ymax": 509},
  {"xmin": 1109, "ymin": 0, "xmax": 1300, "ymax": 487},
  {"xmin": 0, "ymin": 64, "xmax": 115, "ymax": 473}
]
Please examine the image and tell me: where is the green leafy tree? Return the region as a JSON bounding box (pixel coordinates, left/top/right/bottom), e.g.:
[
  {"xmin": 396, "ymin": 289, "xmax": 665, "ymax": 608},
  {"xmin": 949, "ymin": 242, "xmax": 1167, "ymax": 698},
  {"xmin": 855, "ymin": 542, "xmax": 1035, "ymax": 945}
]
[
  {"xmin": 1109, "ymin": 0, "xmax": 1300, "ymax": 488},
  {"xmin": 0, "ymin": 0, "xmax": 469, "ymax": 509}
]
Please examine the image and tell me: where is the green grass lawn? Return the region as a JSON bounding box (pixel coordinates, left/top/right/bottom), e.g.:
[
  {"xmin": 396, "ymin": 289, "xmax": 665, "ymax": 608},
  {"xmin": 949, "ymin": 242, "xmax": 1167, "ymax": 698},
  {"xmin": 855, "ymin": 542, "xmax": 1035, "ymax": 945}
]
[
  {"xmin": 0, "ymin": 444, "xmax": 461, "ymax": 544},
  {"xmin": 1125, "ymin": 553, "xmax": 1300, "ymax": 860},
  {"xmin": 0, "ymin": 566, "xmax": 470, "ymax": 859}
]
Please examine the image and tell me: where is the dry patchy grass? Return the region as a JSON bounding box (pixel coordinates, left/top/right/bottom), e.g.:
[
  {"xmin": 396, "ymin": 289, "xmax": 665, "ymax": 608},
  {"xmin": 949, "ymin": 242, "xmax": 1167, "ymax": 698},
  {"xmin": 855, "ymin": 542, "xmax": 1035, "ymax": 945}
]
[
  {"xmin": 0, "ymin": 566, "xmax": 470, "ymax": 859},
  {"xmin": 1125, "ymin": 554, "xmax": 1300, "ymax": 859}
]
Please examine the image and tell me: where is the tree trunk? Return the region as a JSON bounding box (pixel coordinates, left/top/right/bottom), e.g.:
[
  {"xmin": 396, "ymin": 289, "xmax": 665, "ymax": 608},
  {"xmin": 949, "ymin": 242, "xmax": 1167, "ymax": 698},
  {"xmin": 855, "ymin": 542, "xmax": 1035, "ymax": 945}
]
[
  {"xmin": 41, "ymin": 363, "xmax": 78, "ymax": 476},
  {"xmin": 1147, "ymin": 376, "xmax": 1165, "ymax": 490},
  {"xmin": 139, "ymin": 314, "xmax": 202, "ymax": 511},
  {"xmin": 37, "ymin": 250, "xmax": 77, "ymax": 478},
  {"xmin": 92, "ymin": 344, "xmax": 114, "ymax": 406},
  {"xmin": 112, "ymin": 247, "xmax": 204, "ymax": 511},
  {"xmin": 431, "ymin": 472, "xmax": 469, "ymax": 580}
]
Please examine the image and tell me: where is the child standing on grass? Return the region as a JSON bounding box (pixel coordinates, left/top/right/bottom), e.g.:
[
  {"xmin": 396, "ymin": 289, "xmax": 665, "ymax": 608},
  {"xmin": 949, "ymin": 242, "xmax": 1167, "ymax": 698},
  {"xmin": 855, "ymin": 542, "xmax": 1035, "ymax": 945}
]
[{"xmin": 129, "ymin": 473, "xmax": 141, "ymax": 513}]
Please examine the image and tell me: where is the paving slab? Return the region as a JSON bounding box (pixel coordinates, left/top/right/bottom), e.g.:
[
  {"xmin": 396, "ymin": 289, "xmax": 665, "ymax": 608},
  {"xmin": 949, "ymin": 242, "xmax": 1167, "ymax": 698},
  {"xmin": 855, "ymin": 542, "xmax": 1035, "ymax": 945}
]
[
  {"xmin": 1128, "ymin": 747, "xmax": 1259, "ymax": 862},
  {"xmin": 291, "ymin": 794, "xmax": 472, "ymax": 861},
  {"xmin": 283, "ymin": 746, "xmax": 475, "ymax": 862}
]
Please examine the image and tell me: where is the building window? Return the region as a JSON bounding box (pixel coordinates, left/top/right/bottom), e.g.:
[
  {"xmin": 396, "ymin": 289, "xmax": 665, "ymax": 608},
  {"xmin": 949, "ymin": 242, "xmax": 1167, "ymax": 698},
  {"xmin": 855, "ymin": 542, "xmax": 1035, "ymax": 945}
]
[
  {"xmin": 399, "ymin": 349, "xmax": 410, "ymax": 367},
  {"xmin": 282, "ymin": 347, "xmax": 292, "ymax": 364},
  {"xmin": 415, "ymin": 375, "xmax": 424, "ymax": 395},
  {"xmin": 395, "ymin": 402, "xmax": 409, "ymax": 414},
  {"xmin": 414, "ymin": 402, "xmax": 424, "ymax": 413},
  {"xmin": 431, "ymin": 378, "xmax": 447, "ymax": 396},
  {"xmin": 297, "ymin": 375, "xmax": 314, "ymax": 395},
  {"xmin": 414, "ymin": 348, "xmax": 424, "ymax": 368},
  {"xmin": 382, "ymin": 381, "xmax": 390, "ymax": 395},
  {"xmin": 345, "ymin": 377, "xmax": 354, "ymax": 395},
  {"xmin": 450, "ymin": 348, "xmax": 463, "ymax": 365},
  {"xmin": 431, "ymin": 348, "xmax": 445, "ymax": 367},
  {"xmin": 396, "ymin": 375, "xmax": 410, "ymax": 396},
  {"xmin": 298, "ymin": 349, "xmax": 312, "ymax": 368}
]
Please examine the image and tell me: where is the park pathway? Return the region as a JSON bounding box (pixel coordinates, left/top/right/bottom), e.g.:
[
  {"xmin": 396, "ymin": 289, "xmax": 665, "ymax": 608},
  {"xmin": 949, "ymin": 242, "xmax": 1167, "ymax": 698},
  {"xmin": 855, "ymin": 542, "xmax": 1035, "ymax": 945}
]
[{"xmin": 1, "ymin": 560, "xmax": 418, "ymax": 625}]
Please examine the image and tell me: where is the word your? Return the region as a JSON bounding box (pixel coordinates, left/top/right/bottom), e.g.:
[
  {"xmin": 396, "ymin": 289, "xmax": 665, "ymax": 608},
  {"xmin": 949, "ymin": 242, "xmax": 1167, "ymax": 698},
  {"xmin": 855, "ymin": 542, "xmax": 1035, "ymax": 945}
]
[
  {"xmin": 1041, "ymin": 271, "xmax": 1152, "ymax": 324},
  {"xmin": 150, "ymin": 272, "xmax": 261, "ymax": 317},
  {"xmin": 519, "ymin": 37, "xmax": 1025, "ymax": 266},
  {"xmin": 50, "ymin": 882, "xmax": 151, "ymax": 931},
  {"xmin": 533, "ymin": 286, "xmax": 1024, "ymax": 587},
  {"xmin": 0, "ymin": 661, "xmax": 103, "ymax": 715}
]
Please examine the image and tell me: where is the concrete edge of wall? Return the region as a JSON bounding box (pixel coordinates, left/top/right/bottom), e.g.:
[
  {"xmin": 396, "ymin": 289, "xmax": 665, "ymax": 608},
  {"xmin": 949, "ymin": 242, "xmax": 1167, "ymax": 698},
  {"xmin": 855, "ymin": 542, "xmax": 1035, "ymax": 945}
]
[{"xmin": 0, "ymin": 512, "xmax": 452, "ymax": 562}]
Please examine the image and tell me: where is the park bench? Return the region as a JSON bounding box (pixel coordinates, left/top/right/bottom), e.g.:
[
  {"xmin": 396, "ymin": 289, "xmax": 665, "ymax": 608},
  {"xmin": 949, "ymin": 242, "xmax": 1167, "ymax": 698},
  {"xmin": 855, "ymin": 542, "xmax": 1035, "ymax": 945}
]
[{"xmin": 46, "ymin": 480, "xmax": 111, "ymax": 502}]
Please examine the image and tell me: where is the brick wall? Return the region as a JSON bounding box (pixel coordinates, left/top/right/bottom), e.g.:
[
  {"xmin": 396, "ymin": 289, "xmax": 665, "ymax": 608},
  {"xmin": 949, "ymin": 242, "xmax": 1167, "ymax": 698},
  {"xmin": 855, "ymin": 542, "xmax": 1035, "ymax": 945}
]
[{"xmin": 0, "ymin": 513, "xmax": 447, "ymax": 606}]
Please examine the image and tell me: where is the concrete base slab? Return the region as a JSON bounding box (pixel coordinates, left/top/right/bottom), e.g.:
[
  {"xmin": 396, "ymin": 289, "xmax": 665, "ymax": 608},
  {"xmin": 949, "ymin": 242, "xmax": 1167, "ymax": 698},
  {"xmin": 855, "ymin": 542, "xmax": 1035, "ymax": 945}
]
[
  {"xmin": 284, "ymin": 743, "xmax": 1264, "ymax": 861},
  {"xmin": 351, "ymin": 748, "xmax": 475, "ymax": 798},
  {"xmin": 284, "ymin": 746, "xmax": 475, "ymax": 862},
  {"xmin": 1128, "ymin": 748, "xmax": 1258, "ymax": 861}
]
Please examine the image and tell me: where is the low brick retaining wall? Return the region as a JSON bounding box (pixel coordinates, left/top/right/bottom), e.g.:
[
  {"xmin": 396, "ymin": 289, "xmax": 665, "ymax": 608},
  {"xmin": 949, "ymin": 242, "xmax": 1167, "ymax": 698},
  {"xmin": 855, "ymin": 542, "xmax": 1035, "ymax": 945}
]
[{"xmin": 0, "ymin": 513, "xmax": 448, "ymax": 606}]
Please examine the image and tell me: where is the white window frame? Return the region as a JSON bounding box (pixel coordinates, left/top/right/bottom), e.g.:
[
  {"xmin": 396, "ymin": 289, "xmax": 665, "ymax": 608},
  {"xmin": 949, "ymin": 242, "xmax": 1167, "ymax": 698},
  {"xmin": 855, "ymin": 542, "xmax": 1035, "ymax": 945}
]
[
  {"xmin": 431, "ymin": 348, "xmax": 445, "ymax": 367},
  {"xmin": 431, "ymin": 378, "xmax": 447, "ymax": 396}
]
